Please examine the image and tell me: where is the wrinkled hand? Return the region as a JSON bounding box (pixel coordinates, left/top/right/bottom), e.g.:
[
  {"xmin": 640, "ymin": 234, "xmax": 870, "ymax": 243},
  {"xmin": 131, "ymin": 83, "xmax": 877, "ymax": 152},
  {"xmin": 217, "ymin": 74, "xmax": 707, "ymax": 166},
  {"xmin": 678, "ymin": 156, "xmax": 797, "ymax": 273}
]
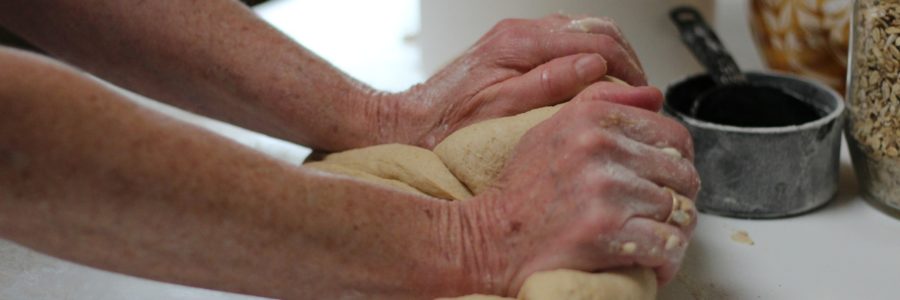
[
  {"xmin": 456, "ymin": 85, "xmax": 700, "ymax": 296},
  {"xmin": 377, "ymin": 14, "xmax": 647, "ymax": 148}
]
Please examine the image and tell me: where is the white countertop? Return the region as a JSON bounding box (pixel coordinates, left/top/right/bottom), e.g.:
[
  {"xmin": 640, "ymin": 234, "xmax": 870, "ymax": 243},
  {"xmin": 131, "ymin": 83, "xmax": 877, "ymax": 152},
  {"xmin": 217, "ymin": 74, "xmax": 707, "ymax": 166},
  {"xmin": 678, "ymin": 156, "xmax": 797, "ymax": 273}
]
[{"xmin": 2, "ymin": 1, "xmax": 897, "ymax": 299}]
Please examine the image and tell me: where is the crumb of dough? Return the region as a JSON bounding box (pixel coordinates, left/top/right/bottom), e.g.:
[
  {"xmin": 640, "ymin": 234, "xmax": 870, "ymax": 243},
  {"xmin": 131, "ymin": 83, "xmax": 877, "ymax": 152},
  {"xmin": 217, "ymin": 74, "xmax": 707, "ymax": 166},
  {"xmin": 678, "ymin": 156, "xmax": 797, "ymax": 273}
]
[
  {"xmin": 665, "ymin": 235, "xmax": 682, "ymax": 250},
  {"xmin": 660, "ymin": 147, "xmax": 682, "ymax": 158},
  {"xmin": 730, "ymin": 230, "xmax": 755, "ymax": 245},
  {"xmin": 621, "ymin": 242, "xmax": 638, "ymax": 254}
]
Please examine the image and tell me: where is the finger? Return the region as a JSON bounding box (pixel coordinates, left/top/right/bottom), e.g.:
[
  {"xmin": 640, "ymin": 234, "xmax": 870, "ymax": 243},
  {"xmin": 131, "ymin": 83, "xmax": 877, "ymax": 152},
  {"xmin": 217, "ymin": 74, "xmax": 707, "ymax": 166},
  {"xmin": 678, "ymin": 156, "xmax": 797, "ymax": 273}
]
[
  {"xmin": 602, "ymin": 217, "xmax": 692, "ymax": 285},
  {"xmin": 539, "ymin": 33, "xmax": 647, "ymax": 86},
  {"xmin": 481, "ymin": 16, "xmax": 645, "ymax": 85},
  {"xmin": 558, "ymin": 101, "xmax": 699, "ymax": 197},
  {"xmin": 605, "ymin": 134, "xmax": 700, "ymax": 199},
  {"xmin": 538, "ymin": 14, "xmax": 643, "ymax": 70},
  {"xmin": 581, "ymin": 164, "xmax": 678, "ymax": 222},
  {"xmin": 574, "ymin": 81, "xmax": 664, "ymax": 112},
  {"xmin": 563, "ymin": 101, "xmax": 695, "ymax": 162},
  {"xmin": 487, "ymin": 53, "xmax": 608, "ymax": 113},
  {"xmin": 541, "ymin": 217, "xmax": 691, "ymax": 285},
  {"xmin": 563, "ymin": 17, "xmax": 644, "ymax": 70}
]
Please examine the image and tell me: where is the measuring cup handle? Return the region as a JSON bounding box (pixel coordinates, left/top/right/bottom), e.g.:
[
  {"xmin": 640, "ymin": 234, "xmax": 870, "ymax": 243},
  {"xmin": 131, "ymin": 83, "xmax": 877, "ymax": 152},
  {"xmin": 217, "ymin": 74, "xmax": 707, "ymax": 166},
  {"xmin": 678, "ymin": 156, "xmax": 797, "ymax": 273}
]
[{"xmin": 670, "ymin": 6, "xmax": 747, "ymax": 85}]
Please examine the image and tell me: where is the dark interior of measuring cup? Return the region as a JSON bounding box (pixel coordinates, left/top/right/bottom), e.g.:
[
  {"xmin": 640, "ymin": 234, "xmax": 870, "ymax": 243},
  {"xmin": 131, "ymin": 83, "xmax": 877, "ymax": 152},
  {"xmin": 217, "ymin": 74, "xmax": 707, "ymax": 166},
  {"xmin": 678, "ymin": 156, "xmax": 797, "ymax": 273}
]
[{"xmin": 690, "ymin": 84, "xmax": 824, "ymax": 127}]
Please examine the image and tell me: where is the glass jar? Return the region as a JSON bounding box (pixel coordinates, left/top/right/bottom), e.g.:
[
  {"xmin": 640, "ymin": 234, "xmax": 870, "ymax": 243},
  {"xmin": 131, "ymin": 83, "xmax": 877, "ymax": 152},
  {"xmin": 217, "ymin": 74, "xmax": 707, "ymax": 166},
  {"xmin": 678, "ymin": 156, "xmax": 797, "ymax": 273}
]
[{"xmin": 846, "ymin": 0, "xmax": 900, "ymax": 218}]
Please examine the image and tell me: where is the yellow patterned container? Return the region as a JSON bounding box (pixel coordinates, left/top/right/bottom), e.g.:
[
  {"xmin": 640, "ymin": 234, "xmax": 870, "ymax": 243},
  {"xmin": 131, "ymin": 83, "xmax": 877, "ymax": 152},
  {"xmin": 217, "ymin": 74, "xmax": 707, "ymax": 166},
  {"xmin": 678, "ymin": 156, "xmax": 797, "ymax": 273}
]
[{"xmin": 750, "ymin": 0, "xmax": 852, "ymax": 94}]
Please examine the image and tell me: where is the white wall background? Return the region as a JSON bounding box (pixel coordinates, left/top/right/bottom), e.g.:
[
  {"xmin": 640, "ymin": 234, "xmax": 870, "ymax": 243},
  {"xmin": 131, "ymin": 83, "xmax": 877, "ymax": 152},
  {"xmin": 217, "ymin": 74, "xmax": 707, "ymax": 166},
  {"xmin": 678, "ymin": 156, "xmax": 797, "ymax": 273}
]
[{"xmin": 418, "ymin": 0, "xmax": 766, "ymax": 87}]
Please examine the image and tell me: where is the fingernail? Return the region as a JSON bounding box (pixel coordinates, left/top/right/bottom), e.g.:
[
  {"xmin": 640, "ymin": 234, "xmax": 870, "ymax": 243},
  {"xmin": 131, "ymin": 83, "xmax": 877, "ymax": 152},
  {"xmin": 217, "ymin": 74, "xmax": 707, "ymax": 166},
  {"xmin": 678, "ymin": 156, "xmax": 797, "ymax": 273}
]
[
  {"xmin": 665, "ymin": 235, "xmax": 682, "ymax": 250},
  {"xmin": 568, "ymin": 19, "xmax": 589, "ymax": 32},
  {"xmin": 568, "ymin": 17, "xmax": 608, "ymax": 33},
  {"xmin": 575, "ymin": 54, "xmax": 605, "ymax": 81}
]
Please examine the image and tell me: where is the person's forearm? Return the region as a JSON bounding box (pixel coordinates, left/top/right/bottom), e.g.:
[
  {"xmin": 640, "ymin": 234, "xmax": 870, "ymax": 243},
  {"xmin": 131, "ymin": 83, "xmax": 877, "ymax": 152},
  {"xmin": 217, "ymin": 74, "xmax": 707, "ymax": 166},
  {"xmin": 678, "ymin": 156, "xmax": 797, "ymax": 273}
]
[
  {"xmin": 0, "ymin": 48, "xmax": 473, "ymax": 299},
  {"xmin": 0, "ymin": 0, "xmax": 383, "ymax": 151}
]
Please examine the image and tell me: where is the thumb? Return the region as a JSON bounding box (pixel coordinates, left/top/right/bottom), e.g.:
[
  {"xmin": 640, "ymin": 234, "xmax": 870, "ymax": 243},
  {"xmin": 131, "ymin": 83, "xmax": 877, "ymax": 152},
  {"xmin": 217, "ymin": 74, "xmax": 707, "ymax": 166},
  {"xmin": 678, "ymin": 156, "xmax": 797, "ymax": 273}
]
[{"xmin": 487, "ymin": 53, "xmax": 607, "ymax": 114}]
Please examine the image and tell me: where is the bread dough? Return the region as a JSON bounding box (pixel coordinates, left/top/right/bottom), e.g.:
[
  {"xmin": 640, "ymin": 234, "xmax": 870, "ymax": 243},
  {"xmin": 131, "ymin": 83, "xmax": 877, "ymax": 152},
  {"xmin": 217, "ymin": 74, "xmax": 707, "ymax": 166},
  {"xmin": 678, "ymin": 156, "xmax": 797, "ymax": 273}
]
[
  {"xmin": 433, "ymin": 75, "xmax": 628, "ymax": 194},
  {"xmin": 518, "ymin": 268, "xmax": 656, "ymax": 300},
  {"xmin": 305, "ymin": 160, "xmax": 428, "ymax": 197},
  {"xmin": 306, "ymin": 144, "xmax": 472, "ymax": 200},
  {"xmin": 433, "ymin": 105, "xmax": 562, "ymax": 194},
  {"xmin": 303, "ymin": 77, "xmax": 659, "ymax": 299}
]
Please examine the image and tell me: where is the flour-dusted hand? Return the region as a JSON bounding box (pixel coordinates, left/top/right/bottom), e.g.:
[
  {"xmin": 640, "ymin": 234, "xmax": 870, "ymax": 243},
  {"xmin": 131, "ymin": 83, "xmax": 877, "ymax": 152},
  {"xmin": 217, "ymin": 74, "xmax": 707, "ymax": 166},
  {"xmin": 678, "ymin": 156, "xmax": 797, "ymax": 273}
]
[
  {"xmin": 376, "ymin": 14, "xmax": 647, "ymax": 148},
  {"xmin": 455, "ymin": 90, "xmax": 699, "ymax": 296},
  {"xmin": 0, "ymin": 1, "xmax": 688, "ymax": 299}
]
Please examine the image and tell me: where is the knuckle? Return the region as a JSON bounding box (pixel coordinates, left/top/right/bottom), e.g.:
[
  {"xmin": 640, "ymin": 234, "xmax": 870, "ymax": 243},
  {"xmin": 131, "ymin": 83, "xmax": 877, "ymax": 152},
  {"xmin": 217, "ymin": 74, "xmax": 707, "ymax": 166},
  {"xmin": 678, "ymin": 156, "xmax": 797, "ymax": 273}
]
[
  {"xmin": 687, "ymin": 169, "xmax": 701, "ymax": 197},
  {"xmin": 486, "ymin": 26, "xmax": 535, "ymax": 52},
  {"xmin": 544, "ymin": 12, "xmax": 570, "ymax": 20},
  {"xmin": 594, "ymin": 32, "xmax": 618, "ymax": 48},
  {"xmin": 494, "ymin": 18, "xmax": 524, "ymax": 30},
  {"xmin": 538, "ymin": 66, "xmax": 565, "ymax": 99},
  {"xmin": 598, "ymin": 16, "xmax": 621, "ymax": 29},
  {"xmin": 483, "ymin": 20, "xmax": 530, "ymax": 47},
  {"xmin": 500, "ymin": 26, "xmax": 532, "ymax": 42},
  {"xmin": 488, "ymin": 20, "xmax": 512, "ymax": 34},
  {"xmin": 592, "ymin": 17, "xmax": 625, "ymax": 39},
  {"xmin": 586, "ymin": 172, "xmax": 622, "ymax": 195},
  {"xmin": 572, "ymin": 128, "xmax": 617, "ymax": 152},
  {"xmin": 667, "ymin": 143, "xmax": 699, "ymax": 196},
  {"xmin": 578, "ymin": 99, "xmax": 614, "ymax": 115},
  {"xmin": 539, "ymin": 67, "xmax": 554, "ymax": 96},
  {"xmin": 671, "ymin": 123, "xmax": 694, "ymax": 158},
  {"xmin": 674, "ymin": 169, "xmax": 701, "ymax": 201},
  {"xmin": 671, "ymin": 121, "xmax": 691, "ymax": 143},
  {"xmin": 656, "ymin": 116, "xmax": 693, "ymax": 156},
  {"xmin": 683, "ymin": 131, "xmax": 696, "ymax": 160},
  {"xmin": 572, "ymin": 129, "xmax": 601, "ymax": 150}
]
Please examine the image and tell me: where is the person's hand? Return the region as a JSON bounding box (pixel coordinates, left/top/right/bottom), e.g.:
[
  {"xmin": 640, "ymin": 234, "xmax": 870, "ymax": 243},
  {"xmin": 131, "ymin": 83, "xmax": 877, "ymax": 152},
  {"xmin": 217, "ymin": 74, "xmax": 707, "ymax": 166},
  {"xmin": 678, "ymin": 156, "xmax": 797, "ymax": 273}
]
[
  {"xmin": 375, "ymin": 14, "xmax": 647, "ymax": 148},
  {"xmin": 453, "ymin": 85, "xmax": 699, "ymax": 296}
]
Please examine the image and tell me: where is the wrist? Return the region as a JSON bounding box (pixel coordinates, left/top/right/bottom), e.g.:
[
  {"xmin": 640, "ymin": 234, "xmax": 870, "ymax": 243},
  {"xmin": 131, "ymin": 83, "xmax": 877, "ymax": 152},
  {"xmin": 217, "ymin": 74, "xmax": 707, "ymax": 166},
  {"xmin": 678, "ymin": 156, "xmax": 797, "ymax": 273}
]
[
  {"xmin": 368, "ymin": 87, "xmax": 432, "ymax": 147},
  {"xmin": 345, "ymin": 86, "xmax": 391, "ymax": 148},
  {"xmin": 295, "ymin": 83, "xmax": 393, "ymax": 151},
  {"xmin": 405, "ymin": 198, "xmax": 501, "ymax": 298},
  {"xmin": 452, "ymin": 196, "xmax": 512, "ymax": 296}
]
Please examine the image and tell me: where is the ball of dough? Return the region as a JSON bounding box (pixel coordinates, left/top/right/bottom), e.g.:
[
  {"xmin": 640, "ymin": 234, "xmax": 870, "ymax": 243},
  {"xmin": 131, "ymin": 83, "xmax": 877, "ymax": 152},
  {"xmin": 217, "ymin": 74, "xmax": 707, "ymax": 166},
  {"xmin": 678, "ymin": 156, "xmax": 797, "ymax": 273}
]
[{"xmin": 302, "ymin": 76, "xmax": 663, "ymax": 300}]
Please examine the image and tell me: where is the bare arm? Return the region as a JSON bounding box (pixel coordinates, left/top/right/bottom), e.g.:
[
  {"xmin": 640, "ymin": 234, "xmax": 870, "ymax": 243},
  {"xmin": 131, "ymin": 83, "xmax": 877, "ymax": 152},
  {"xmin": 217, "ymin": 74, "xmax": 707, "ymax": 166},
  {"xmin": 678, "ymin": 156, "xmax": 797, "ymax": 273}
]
[
  {"xmin": 0, "ymin": 0, "xmax": 380, "ymax": 151},
  {"xmin": 0, "ymin": 46, "xmax": 698, "ymax": 298},
  {"xmin": 0, "ymin": 47, "xmax": 469, "ymax": 299},
  {"xmin": 0, "ymin": 0, "xmax": 648, "ymax": 151}
]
